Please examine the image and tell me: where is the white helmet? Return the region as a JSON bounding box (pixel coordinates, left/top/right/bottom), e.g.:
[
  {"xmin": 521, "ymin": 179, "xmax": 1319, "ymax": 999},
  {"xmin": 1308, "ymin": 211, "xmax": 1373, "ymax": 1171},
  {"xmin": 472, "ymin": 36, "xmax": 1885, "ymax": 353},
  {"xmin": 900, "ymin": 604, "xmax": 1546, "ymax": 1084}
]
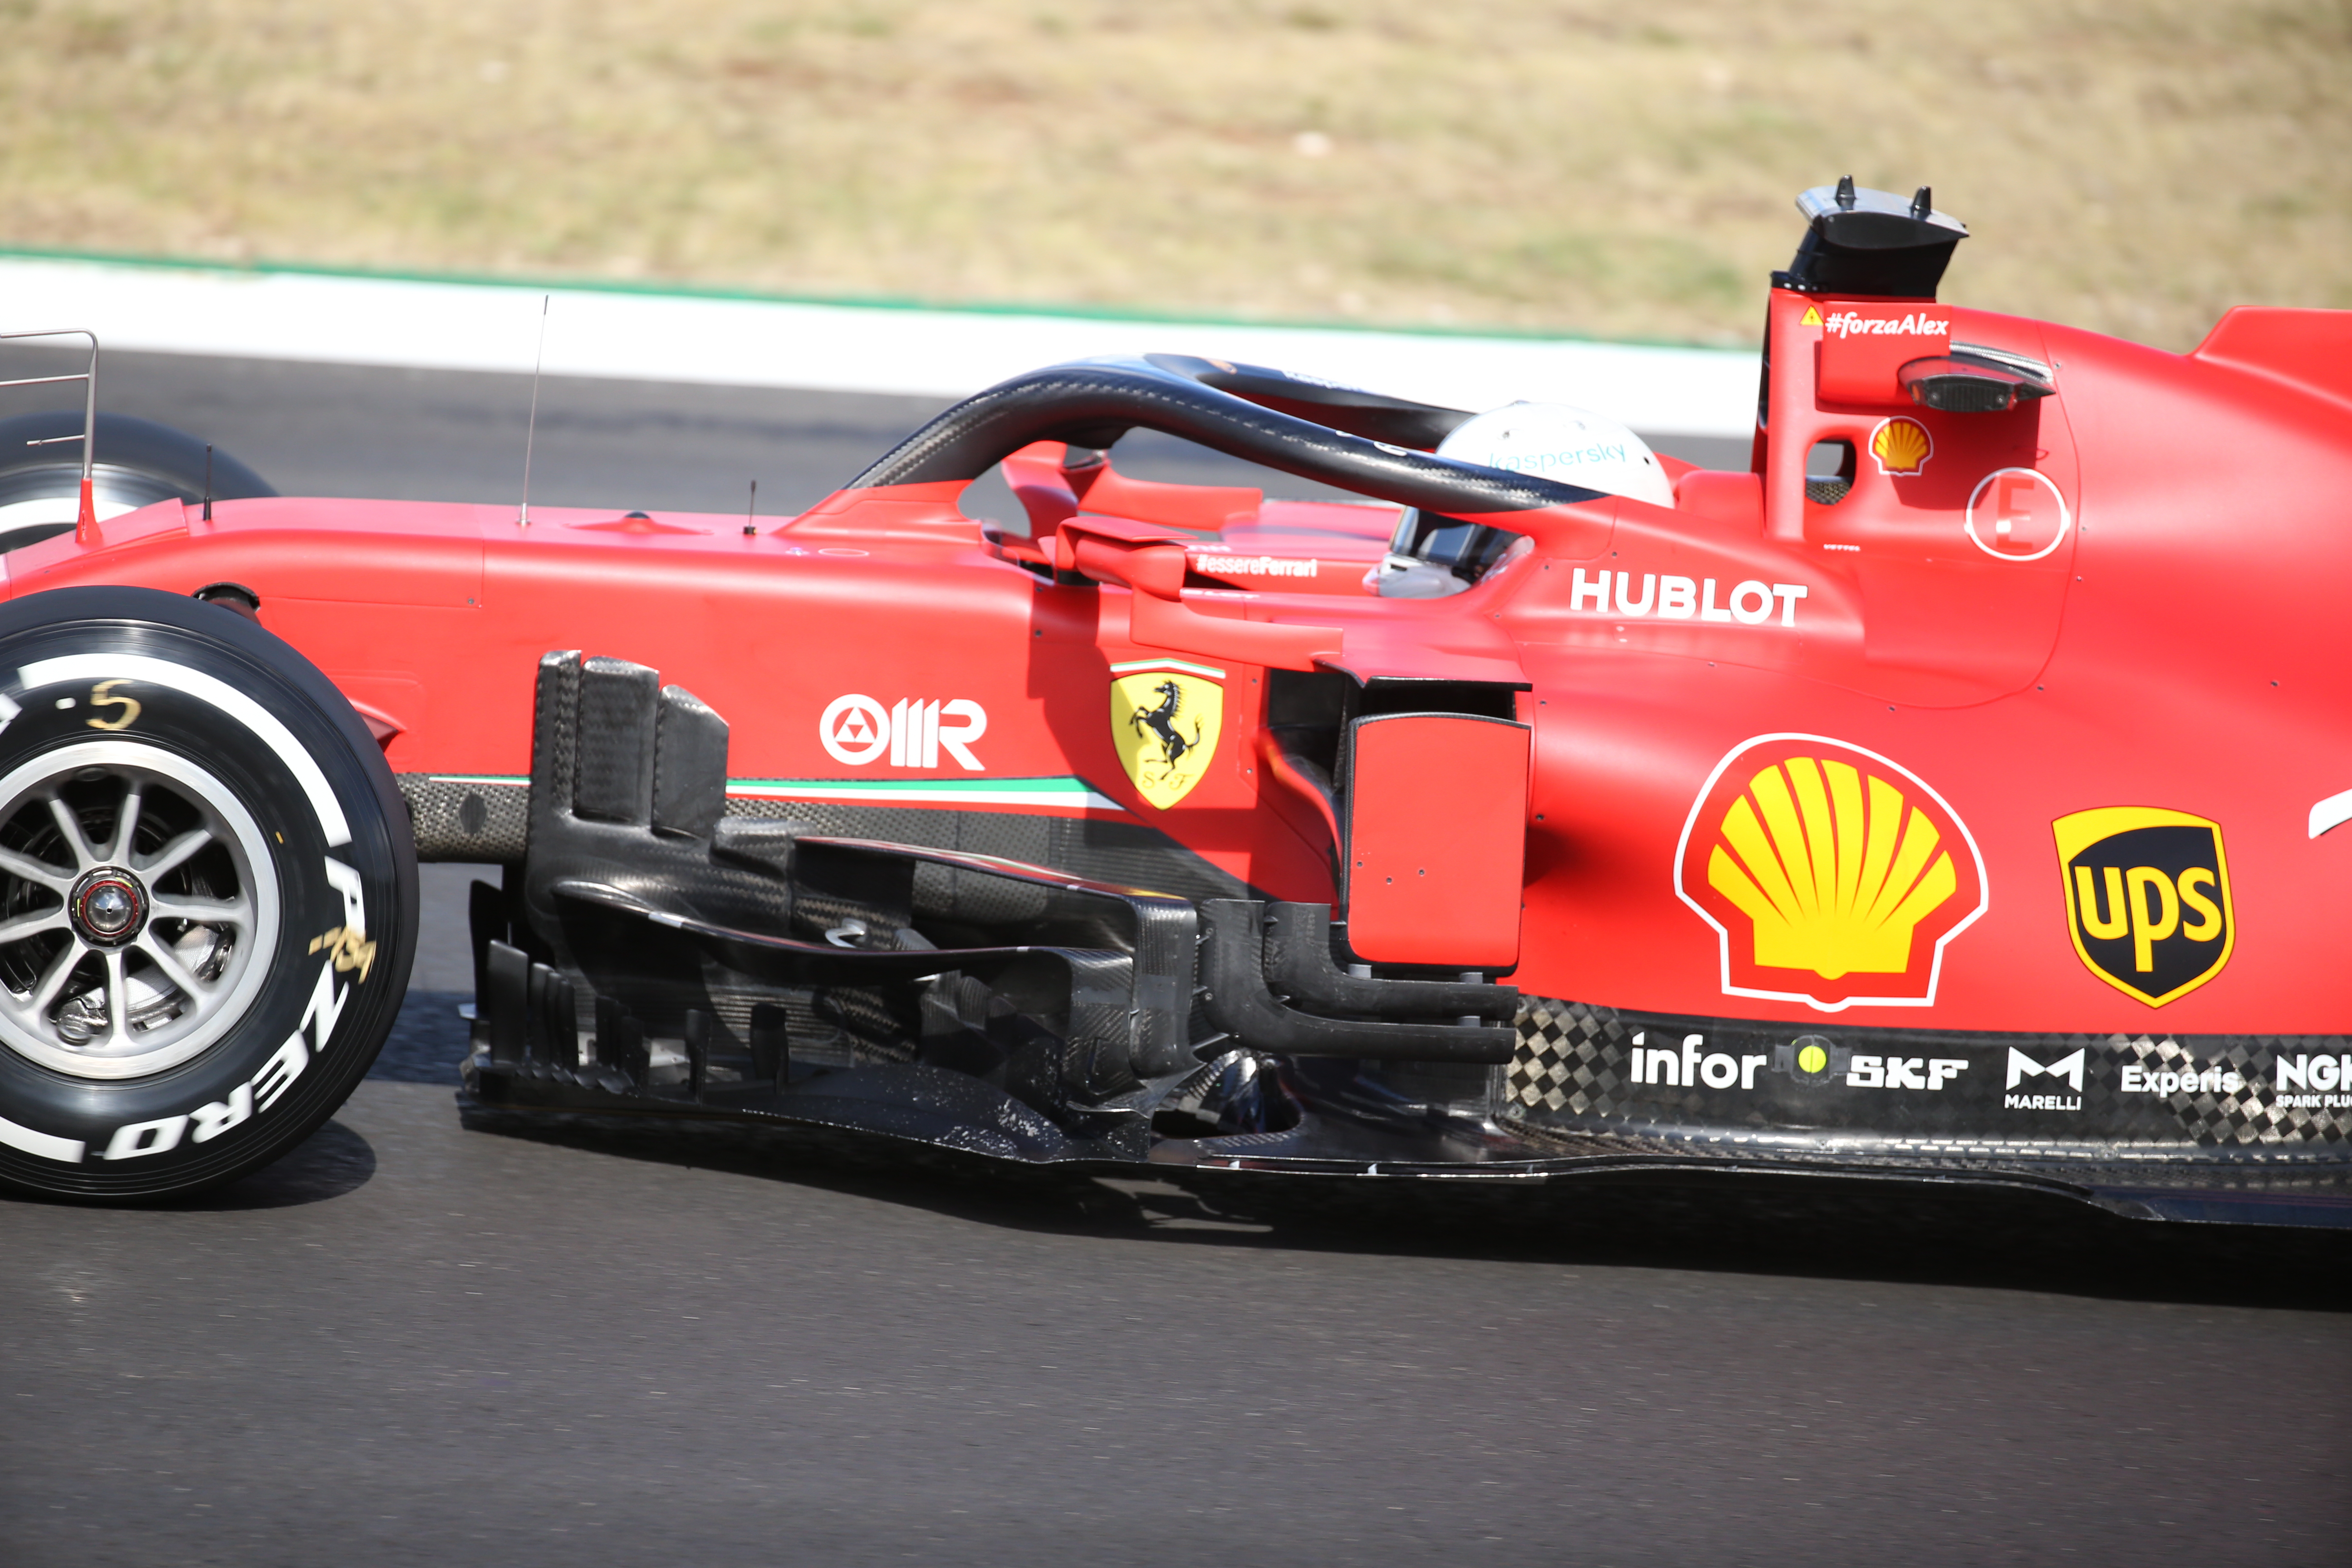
[
  {"xmin": 1371, "ymin": 401, "xmax": 1672, "ymax": 598},
  {"xmin": 1435, "ymin": 401, "xmax": 1675, "ymax": 506}
]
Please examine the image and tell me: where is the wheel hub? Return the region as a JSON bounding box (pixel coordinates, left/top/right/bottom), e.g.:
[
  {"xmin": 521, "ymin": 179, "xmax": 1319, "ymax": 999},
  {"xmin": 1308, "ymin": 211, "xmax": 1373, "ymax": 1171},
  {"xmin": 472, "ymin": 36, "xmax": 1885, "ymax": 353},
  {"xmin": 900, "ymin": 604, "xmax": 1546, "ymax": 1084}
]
[{"xmin": 69, "ymin": 867, "xmax": 148, "ymax": 947}]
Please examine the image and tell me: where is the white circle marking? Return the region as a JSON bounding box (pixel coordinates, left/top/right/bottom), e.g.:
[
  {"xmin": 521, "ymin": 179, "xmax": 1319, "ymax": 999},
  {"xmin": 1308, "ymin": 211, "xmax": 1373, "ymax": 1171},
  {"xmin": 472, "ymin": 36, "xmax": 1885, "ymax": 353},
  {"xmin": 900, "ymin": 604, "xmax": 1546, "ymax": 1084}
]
[
  {"xmin": 818, "ymin": 695, "xmax": 890, "ymax": 765},
  {"xmin": 1964, "ymin": 467, "xmax": 2071, "ymax": 563}
]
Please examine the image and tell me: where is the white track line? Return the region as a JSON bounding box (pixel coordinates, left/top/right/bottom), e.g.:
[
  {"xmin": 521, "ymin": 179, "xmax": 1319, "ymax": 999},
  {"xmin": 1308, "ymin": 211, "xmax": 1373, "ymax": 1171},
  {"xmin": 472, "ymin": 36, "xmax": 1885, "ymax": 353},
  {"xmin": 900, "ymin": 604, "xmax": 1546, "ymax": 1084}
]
[{"xmin": 0, "ymin": 255, "xmax": 1758, "ymax": 439}]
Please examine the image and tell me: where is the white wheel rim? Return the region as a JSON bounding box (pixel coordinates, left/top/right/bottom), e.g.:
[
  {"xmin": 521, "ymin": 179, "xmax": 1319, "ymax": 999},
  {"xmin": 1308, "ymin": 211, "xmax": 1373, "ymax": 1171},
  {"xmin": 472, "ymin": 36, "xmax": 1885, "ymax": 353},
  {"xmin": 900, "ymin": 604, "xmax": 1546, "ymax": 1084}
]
[{"xmin": 0, "ymin": 739, "xmax": 283, "ymax": 1079}]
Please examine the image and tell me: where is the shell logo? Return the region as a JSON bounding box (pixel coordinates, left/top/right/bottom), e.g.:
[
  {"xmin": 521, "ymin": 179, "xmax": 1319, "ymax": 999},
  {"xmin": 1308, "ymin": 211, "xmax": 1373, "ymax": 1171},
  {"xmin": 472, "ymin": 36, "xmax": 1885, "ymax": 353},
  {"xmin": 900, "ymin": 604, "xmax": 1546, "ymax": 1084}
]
[
  {"xmin": 1869, "ymin": 416, "xmax": 1934, "ymax": 477},
  {"xmin": 1675, "ymin": 735, "xmax": 1988, "ymax": 1011}
]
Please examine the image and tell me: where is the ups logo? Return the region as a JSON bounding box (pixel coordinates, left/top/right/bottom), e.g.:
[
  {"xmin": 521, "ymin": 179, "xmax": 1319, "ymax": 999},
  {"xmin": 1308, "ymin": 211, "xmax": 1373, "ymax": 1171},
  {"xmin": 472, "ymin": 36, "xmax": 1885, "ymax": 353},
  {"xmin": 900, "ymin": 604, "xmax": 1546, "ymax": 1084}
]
[{"xmin": 2052, "ymin": 807, "xmax": 2234, "ymax": 1007}]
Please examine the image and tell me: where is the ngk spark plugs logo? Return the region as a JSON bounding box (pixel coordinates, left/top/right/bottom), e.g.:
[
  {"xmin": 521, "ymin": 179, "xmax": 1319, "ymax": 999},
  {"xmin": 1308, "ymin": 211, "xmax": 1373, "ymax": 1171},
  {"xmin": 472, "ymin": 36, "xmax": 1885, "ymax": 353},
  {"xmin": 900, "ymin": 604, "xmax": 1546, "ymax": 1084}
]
[
  {"xmin": 1676, "ymin": 736, "xmax": 1988, "ymax": 1011},
  {"xmin": 2052, "ymin": 807, "xmax": 2233, "ymax": 1007},
  {"xmin": 2274, "ymin": 1051, "xmax": 2352, "ymax": 1110},
  {"xmin": 819, "ymin": 695, "xmax": 987, "ymax": 770}
]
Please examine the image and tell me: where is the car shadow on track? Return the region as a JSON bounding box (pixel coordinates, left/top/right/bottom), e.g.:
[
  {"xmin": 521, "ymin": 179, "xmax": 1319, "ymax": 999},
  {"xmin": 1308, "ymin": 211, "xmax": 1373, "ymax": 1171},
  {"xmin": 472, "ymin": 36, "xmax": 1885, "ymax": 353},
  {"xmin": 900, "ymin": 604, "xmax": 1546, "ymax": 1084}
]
[
  {"xmin": 451, "ymin": 1099, "xmax": 2352, "ymax": 1315},
  {"xmin": 369, "ymin": 990, "xmax": 475, "ymax": 1085},
  {"xmin": 182, "ymin": 1119, "xmax": 380, "ymax": 1210},
  {"xmin": 381, "ymin": 990, "xmax": 2352, "ymax": 1312},
  {"xmin": 0, "ymin": 1118, "xmax": 379, "ymax": 1213}
]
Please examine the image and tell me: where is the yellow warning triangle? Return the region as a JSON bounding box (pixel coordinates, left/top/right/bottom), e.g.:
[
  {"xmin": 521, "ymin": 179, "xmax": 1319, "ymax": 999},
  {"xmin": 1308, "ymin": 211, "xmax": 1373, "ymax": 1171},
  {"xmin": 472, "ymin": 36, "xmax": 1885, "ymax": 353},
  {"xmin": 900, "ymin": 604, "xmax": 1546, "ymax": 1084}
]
[{"xmin": 1800, "ymin": 304, "xmax": 1823, "ymax": 327}]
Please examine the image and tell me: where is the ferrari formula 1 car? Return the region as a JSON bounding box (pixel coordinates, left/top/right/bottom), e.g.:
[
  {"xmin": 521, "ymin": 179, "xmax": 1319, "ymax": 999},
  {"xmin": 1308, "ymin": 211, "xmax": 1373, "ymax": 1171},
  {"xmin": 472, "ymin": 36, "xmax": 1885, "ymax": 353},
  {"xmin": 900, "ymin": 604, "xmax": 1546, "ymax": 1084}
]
[{"xmin": 0, "ymin": 181, "xmax": 2346, "ymax": 1225}]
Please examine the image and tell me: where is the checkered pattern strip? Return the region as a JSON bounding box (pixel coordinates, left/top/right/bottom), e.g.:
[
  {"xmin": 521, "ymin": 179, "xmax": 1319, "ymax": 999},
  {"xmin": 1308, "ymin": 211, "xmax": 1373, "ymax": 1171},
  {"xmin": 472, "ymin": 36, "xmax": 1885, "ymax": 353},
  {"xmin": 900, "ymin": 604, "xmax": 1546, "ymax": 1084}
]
[
  {"xmin": 1507, "ymin": 997, "xmax": 2351, "ymax": 1151},
  {"xmin": 1509, "ymin": 998, "xmax": 1635, "ymax": 1116},
  {"xmin": 2102, "ymin": 1033, "xmax": 2348, "ymax": 1146}
]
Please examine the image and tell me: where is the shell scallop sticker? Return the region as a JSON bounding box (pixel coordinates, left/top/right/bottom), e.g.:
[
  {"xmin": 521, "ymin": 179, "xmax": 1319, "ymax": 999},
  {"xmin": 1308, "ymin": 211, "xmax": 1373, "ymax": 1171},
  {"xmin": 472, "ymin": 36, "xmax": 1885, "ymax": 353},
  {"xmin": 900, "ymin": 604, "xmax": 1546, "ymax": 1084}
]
[
  {"xmin": 1965, "ymin": 467, "xmax": 2070, "ymax": 562},
  {"xmin": 1868, "ymin": 416, "xmax": 1934, "ymax": 477},
  {"xmin": 1674, "ymin": 735, "xmax": 1989, "ymax": 1011}
]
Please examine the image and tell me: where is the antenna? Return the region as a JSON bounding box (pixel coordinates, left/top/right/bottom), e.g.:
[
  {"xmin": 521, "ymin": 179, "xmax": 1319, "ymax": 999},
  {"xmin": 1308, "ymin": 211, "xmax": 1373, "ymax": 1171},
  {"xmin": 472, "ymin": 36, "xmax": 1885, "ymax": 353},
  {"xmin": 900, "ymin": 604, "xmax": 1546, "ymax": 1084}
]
[
  {"xmin": 0, "ymin": 328, "xmax": 102, "ymax": 543},
  {"xmin": 744, "ymin": 479, "xmax": 758, "ymax": 535},
  {"xmin": 517, "ymin": 294, "xmax": 549, "ymax": 528},
  {"xmin": 202, "ymin": 443, "xmax": 213, "ymax": 522}
]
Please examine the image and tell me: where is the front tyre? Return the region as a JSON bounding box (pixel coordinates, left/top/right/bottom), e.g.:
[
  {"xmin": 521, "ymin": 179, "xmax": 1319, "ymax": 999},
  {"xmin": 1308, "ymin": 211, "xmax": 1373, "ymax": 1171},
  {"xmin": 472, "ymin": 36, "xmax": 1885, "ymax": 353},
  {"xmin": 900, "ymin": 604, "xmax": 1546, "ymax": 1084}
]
[{"xmin": 0, "ymin": 586, "xmax": 416, "ymax": 1200}]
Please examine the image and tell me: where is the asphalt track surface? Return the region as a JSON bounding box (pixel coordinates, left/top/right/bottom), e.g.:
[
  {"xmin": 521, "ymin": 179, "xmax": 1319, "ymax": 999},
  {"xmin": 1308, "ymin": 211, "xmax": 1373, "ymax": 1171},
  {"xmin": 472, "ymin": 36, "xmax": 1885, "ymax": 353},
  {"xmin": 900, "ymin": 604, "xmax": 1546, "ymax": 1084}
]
[{"xmin": 3, "ymin": 355, "xmax": 2348, "ymax": 1567}]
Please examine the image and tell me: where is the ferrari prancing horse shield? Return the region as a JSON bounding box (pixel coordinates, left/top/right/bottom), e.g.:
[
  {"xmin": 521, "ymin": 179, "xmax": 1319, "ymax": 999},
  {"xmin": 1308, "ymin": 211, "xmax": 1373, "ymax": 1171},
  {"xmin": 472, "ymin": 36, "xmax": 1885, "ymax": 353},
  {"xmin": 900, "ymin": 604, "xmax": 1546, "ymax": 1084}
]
[{"xmin": 1111, "ymin": 667, "xmax": 1223, "ymax": 809}]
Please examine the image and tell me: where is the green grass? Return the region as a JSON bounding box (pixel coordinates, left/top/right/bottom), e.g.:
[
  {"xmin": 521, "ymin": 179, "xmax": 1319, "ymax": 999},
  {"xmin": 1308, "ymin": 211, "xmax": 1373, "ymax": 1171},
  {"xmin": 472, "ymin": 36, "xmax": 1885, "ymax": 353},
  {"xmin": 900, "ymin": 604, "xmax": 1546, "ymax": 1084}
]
[{"xmin": 2, "ymin": 0, "xmax": 2346, "ymax": 351}]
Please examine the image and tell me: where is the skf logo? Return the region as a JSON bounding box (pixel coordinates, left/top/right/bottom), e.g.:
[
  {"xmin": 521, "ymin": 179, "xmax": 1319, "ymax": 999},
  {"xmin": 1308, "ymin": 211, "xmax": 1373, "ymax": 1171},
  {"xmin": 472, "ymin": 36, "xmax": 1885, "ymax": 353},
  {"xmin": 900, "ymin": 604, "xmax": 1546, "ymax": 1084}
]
[
  {"xmin": 2004, "ymin": 1047, "xmax": 2085, "ymax": 1111},
  {"xmin": 2052, "ymin": 807, "xmax": 2233, "ymax": 1007},
  {"xmin": 1846, "ymin": 1054, "xmax": 1968, "ymax": 1089},
  {"xmin": 1109, "ymin": 660, "xmax": 1223, "ymax": 809},
  {"xmin": 1676, "ymin": 735, "xmax": 1988, "ymax": 1011},
  {"xmin": 819, "ymin": 696, "xmax": 987, "ymax": 770},
  {"xmin": 1869, "ymin": 416, "xmax": 1933, "ymax": 477}
]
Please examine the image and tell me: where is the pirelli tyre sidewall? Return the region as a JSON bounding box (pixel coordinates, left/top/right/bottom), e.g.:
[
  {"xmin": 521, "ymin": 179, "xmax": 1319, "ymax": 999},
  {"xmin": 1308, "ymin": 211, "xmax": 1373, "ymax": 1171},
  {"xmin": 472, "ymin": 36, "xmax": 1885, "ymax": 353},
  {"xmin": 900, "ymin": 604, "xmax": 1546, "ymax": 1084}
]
[{"xmin": 0, "ymin": 586, "xmax": 416, "ymax": 1200}]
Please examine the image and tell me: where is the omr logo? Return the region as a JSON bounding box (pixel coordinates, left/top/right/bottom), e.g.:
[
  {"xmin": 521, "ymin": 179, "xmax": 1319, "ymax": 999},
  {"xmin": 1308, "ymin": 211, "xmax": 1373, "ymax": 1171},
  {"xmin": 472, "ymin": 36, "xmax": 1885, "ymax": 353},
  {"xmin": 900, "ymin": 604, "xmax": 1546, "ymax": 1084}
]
[
  {"xmin": 1675, "ymin": 735, "xmax": 1989, "ymax": 1011},
  {"xmin": 820, "ymin": 695, "xmax": 987, "ymax": 770},
  {"xmin": 2052, "ymin": 807, "xmax": 2233, "ymax": 1007}
]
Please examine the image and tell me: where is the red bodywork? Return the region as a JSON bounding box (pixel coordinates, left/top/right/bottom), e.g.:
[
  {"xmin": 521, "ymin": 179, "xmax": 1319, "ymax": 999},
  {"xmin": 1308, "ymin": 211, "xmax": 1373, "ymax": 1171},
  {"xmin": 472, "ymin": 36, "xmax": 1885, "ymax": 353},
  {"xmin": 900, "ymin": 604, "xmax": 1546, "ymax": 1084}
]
[{"xmin": 12, "ymin": 298, "xmax": 2350, "ymax": 1037}]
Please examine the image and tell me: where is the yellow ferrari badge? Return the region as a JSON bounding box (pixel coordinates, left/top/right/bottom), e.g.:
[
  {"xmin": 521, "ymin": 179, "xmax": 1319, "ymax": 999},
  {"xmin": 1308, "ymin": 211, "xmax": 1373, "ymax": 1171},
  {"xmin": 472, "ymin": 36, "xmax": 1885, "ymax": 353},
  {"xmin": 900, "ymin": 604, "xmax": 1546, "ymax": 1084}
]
[{"xmin": 1110, "ymin": 664, "xmax": 1224, "ymax": 809}]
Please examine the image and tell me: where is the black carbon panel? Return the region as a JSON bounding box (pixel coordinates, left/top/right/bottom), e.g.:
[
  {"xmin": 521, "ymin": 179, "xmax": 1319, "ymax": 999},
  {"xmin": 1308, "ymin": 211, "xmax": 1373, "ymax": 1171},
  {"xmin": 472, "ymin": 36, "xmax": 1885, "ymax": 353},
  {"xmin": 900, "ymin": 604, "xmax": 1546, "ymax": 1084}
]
[
  {"xmin": 818, "ymin": 985, "xmax": 922, "ymax": 1067},
  {"xmin": 720, "ymin": 799, "xmax": 1254, "ymax": 913},
  {"xmin": 399, "ymin": 775, "xmax": 530, "ymax": 862},
  {"xmin": 529, "ymin": 651, "xmax": 580, "ymax": 846},
  {"xmin": 474, "ymin": 784, "xmax": 1256, "ymax": 915},
  {"xmin": 1052, "ymin": 816, "xmax": 1254, "ymax": 904},
  {"xmin": 1060, "ymin": 948, "xmax": 1147, "ymax": 1097},
  {"xmin": 573, "ymin": 657, "xmax": 659, "ymax": 825},
  {"xmin": 652, "ymin": 686, "xmax": 728, "ymax": 839},
  {"xmin": 1506, "ymin": 995, "xmax": 2352, "ymax": 1158}
]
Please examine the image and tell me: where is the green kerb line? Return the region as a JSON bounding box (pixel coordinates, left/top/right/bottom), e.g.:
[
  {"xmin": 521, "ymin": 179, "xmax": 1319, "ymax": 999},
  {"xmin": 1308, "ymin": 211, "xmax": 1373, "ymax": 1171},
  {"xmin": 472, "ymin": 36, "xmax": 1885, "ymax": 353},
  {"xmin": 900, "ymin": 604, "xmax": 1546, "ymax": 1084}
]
[
  {"xmin": 427, "ymin": 774, "xmax": 1126, "ymax": 811},
  {"xmin": 725, "ymin": 776, "xmax": 1126, "ymax": 811},
  {"xmin": 0, "ymin": 244, "xmax": 1750, "ymax": 353}
]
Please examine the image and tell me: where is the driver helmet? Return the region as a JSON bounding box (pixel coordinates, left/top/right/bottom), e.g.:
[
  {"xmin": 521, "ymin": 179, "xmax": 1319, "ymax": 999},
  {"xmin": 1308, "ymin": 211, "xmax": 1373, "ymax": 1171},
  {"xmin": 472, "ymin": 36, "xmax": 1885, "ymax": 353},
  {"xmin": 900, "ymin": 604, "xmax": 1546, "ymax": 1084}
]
[{"xmin": 1372, "ymin": 402, "xmax": 1675, "ymax": 598}]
